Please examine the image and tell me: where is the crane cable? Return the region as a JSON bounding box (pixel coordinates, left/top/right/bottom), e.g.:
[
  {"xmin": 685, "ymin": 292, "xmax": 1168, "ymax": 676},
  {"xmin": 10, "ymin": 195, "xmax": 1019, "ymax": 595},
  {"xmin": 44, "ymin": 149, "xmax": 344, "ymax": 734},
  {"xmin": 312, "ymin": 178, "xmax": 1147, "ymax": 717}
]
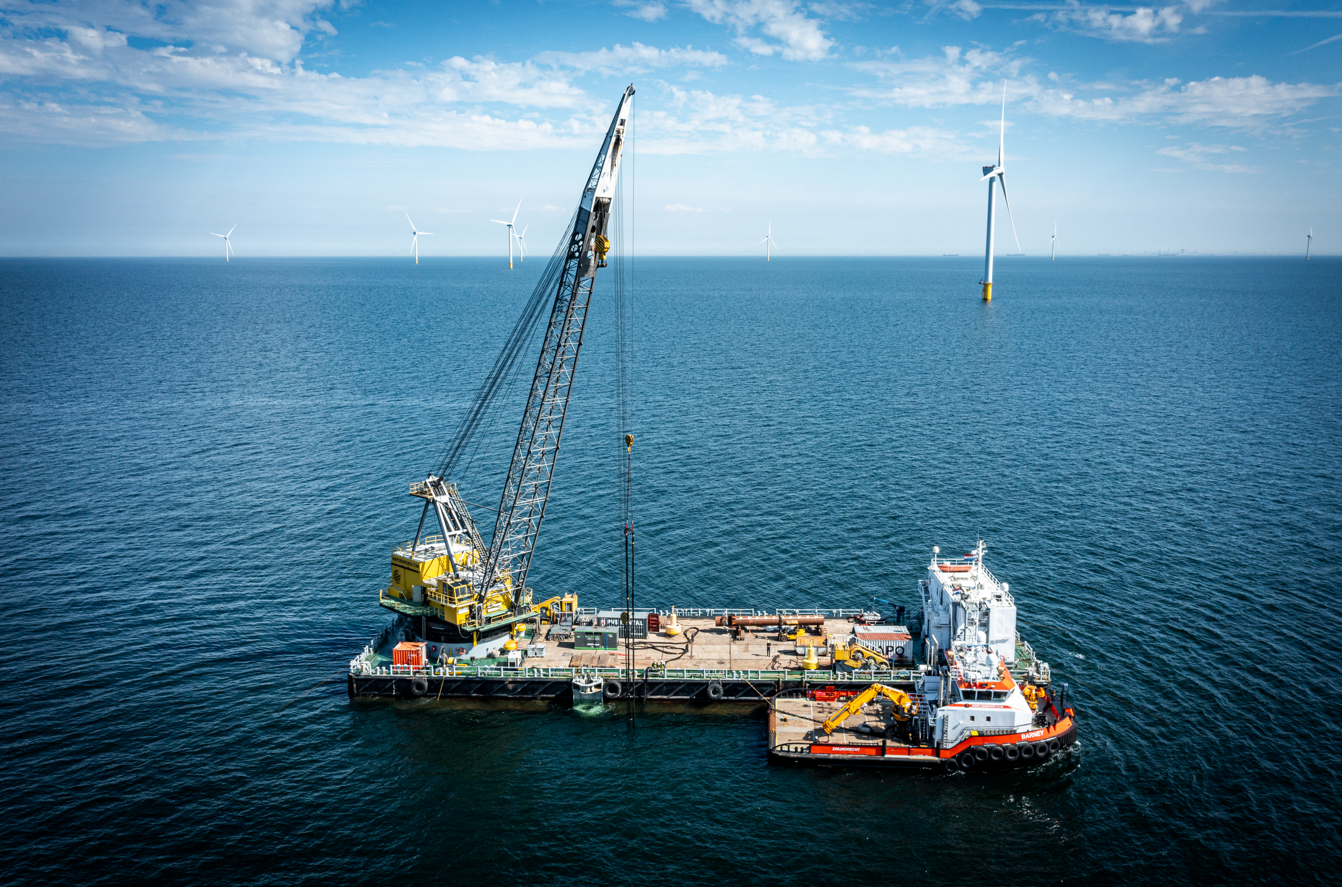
[{"xmin": 615, "ymin": 97, "xmax": 636, "ymax": 728}]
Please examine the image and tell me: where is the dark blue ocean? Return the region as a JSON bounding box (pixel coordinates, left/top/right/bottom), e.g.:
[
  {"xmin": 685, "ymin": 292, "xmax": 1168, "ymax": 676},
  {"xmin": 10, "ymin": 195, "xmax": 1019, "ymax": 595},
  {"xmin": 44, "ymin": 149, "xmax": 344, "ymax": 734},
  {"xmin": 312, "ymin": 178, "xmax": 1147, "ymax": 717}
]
[{"xmin": 1, "ymin": 256, "xmax": 1339, "ymax": 885}]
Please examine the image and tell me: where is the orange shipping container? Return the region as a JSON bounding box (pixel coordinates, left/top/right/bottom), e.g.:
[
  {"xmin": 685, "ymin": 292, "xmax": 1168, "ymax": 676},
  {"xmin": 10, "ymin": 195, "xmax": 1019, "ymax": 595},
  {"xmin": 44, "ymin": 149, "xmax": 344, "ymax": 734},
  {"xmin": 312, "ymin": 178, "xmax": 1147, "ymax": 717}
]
[{"xmin": 393, "ymin": 641, "xmax": 427, "ymax": 668}]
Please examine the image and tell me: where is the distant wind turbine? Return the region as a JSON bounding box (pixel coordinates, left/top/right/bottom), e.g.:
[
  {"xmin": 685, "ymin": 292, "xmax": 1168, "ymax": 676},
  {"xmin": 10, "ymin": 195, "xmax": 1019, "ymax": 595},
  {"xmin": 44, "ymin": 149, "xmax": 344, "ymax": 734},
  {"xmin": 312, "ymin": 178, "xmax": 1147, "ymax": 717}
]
[
  {"xmin": 979, "ymin": 83, "xmax": 1021, "ymax": 301},
  {"xmin": 1306, "ymin": 227, "xmax": 1312, "ymax": 261},
  {"xmin": 761, "ymin": 221, "xmax": 778, "ymax": 261},
  {"xmin": 1051, "ymin": 222, "xmax": 1057, "ymax": 261},
  {"xmin": 406, "ymin": 213, "xmax": 432, "ymax": 264},
  {"xmin": 491, "ymin": 198, "xmax": 523, "ymax": 269},
  {"xmin": 515, "ymin": 224, "xmax": 528, "ymax": 264},
  {"xmin": 211, "ymin": 225, "xmax": 236, "ymax": 262}
]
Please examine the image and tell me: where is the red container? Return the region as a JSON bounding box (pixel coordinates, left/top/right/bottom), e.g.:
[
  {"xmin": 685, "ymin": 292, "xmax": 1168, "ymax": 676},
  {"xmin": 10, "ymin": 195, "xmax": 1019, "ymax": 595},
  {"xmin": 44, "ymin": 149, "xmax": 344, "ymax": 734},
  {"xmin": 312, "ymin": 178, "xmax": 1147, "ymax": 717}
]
[
  {"xmin": 393, "ymin": 641, "xmax": 427, "ymax": 668},
  {"xmin": 647, "ymin": 613, "xmax": 661, "ymax": 632}
]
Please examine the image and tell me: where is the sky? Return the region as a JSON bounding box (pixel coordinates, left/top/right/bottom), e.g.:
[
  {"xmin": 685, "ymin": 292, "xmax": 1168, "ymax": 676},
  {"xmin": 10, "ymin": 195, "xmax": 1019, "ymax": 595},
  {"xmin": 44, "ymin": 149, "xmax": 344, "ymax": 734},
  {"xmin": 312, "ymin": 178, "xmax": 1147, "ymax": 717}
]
[{"xmin": 0, "ymin": 0, "xmax": 1338, "ymax": 257}]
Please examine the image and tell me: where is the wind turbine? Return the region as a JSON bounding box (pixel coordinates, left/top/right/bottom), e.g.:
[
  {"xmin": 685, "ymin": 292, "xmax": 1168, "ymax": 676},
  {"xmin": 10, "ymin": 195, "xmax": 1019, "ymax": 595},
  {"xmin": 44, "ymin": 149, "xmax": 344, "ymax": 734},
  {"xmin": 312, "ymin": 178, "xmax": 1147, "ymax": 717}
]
[
  {"xmin": 979, "ymin": 83, "xmax": 1021, "ymax": 301},
  {"xmin": 1051, "ymin": 222, "xmax": 1057, "ymax": 261},
  {"xmin": 515, "ymin": 224, "xmax": 528, "ymax": 264},
  {"xmin": 407, "ymin": 213, "xmax": 432, "ymax": 264},
  {"xmin": 1306, "ymin": 227, "xmax": 1312, "ymax": 261},
  {"xmin": 761, "ymin": 221, "xmax": 778, "ymax": 261},
  {"xmin": 211, "ymin": 225, "xmax": 236, "ymax": 262},
  {"xmin": 491, "ymin": 198, "xmax": 523, "ymax": 269}
]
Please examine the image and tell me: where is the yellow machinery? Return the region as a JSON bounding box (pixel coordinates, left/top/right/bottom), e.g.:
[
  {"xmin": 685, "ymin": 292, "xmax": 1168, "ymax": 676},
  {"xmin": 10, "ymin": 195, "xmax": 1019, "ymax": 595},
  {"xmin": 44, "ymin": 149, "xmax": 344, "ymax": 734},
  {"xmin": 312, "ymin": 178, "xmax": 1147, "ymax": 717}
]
[
  {"xmin": 820, "ymin": 683, "xmax": 917, "ymax": 736},
  {"xmin": 832, "ymin": 636, "xmax": 891, "ymax": 670},
  {"xmin": 535, "ymin": 593, "xmax": 579, "ymax": 623}
]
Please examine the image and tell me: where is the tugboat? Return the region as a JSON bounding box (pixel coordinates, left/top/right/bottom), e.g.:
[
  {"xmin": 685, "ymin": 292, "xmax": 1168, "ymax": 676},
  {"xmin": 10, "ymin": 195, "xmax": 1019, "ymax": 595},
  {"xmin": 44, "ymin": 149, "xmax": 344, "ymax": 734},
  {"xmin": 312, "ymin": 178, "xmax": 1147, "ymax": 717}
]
[{"xmin": 767, "ymin": 542, "xmax": 1077, "ymax": 771}]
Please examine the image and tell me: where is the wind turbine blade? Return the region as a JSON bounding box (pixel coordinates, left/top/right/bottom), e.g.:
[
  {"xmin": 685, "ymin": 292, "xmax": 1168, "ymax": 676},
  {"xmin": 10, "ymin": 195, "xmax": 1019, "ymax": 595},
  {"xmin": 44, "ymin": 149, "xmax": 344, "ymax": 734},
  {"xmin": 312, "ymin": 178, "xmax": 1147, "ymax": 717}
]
[
  {"xmin": 520, "ymin": 225, "xmax": 528, "ymax": 237},
  {"xmin": 421, "ymin": 232, "xmax": 433, "ymax": 236},
  {"xmin": 211, "ymin": 233, "xmax": 224, "ymax": 238},
  {"xmin": 406, "ymin": 212, "xmax": 416, "ymax": 232},
  {"xmin": 998, "ymin": 174, "xmax": 1022, "ymax": 254},
  {"xmin": 761, "ymin": 236, "xmax": 770, "ymax": 243},
  {"xmin": 228, "ymin": 224, "xmax": 237, "ymax": 237},
  {"xmin": 999, "ymin": 82, "xmax": 1006, "ymax": 168},
  {"xmin": 490, "ymin": 220, "xmax": 508, "ymax": 226},
  {"xmin": 981, "ymin": 167, "xmax": 1000, "ymax": 182},
  {"xmin": 511, "ymin": 198, "xmax": 522, "ymax": 225}
]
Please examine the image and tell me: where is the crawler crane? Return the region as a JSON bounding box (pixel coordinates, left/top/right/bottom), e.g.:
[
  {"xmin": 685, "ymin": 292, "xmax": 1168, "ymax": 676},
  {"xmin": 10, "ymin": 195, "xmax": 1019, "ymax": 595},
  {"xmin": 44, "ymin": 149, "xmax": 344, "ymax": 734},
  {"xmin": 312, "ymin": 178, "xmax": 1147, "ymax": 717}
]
[{"xmin": 377, "ymin": 85, "xmax": 636, "ymax": 657}]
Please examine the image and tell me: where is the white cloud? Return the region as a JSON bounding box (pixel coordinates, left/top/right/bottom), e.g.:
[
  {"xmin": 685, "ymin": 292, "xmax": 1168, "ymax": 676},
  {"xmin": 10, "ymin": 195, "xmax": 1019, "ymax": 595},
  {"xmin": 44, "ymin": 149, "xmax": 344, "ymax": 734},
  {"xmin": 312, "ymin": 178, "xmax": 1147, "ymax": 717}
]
[
  {"xmin": 535, "ymin": 42, "xmax": 728, "ymax": 74},
  {"xmin": 1029, "ymin": 2, "xmax": 1184, "ymax": 43},
  {"xmin": 665, "ymin": 203, "xmax": 706, "ymax": 212},
  {"xmin": 638, "ymin": 83, "xmax": 971, "ymax": 156},
  {"xmin": 923, "ymin": 0, "xmax": 983, "ymax": 20},
  {"xmin": 852, "ymin": 46, "xmax": 1339, "ymax": 130},
  {"xmin": 1156, "ymin": 142, "xmax": 1255, "ymax": 172},
  {"xmin": 1035, "ymin": 75, "xmax": 1341, "ymax": 128},
  {"xmin": 614, "ymin": 1, "xmax": 668, "ymax": 22},
  {"xmin": 851, "ymin": 46, "xmax": 1032, "ymax": 107},
  {"xmin": 686, "ymin": 0, "xmax": 834, "ymax": 61}
]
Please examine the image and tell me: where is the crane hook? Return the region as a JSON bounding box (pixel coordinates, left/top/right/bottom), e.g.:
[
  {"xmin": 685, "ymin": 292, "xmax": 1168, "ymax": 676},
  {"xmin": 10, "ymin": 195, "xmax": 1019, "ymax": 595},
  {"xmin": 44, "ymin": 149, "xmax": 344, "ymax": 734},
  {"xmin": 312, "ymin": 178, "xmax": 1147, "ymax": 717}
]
[{"xmin": 624, "ymin": 433, "xmax": 633, "ymax": 453}]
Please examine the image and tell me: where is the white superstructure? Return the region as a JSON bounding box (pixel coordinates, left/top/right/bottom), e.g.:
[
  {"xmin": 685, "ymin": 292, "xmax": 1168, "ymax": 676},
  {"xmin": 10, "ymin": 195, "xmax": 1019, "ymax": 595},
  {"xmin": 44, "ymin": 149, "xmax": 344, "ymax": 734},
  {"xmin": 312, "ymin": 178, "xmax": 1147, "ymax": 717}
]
[{"xmin": 920, "ymin": 540, "xmax": 1017, "ymax": 666}]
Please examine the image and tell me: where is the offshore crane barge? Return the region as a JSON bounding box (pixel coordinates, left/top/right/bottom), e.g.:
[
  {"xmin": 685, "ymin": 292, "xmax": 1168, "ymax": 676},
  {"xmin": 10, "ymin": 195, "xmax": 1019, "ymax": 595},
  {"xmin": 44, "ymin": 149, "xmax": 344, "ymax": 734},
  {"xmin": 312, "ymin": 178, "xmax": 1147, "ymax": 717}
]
[{"xmin": 346, "ymin": 85, "xmax": 1077, "ymax": 772}]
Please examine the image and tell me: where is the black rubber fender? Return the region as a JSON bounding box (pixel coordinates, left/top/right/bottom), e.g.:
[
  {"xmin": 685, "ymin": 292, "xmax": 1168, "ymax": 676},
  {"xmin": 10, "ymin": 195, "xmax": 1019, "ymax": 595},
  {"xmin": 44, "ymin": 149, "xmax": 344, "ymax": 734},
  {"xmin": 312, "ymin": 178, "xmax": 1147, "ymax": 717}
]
[
  {"xmin": 1034, "ymin": 741, "xmax": 1052, "ymax": 760},
  {"xmin": 706, "ymin": 681, "xmax": 724, "ymax": 701},
  {"xmin": 958, "ymin": 751, "xmax": 976, "ymax": 770},
  {"xmin": 973, "ymin": 746, "xmax": 989, "ymax": 762},
  {"xmin": 1048, "ymin": 738, "xmax": 1061, "ymax": 754},
  {"xmin": 1004, "ymin": 744, "xmax": 1021, "ymax": 762},
  {"xmin": 603, "ymin": 679, "xmax": 622, "ymax": 699},
  {"xmin": 1018, "ymin": 741, "xmax": 1036, "ymax": 760},
  {"xmin": 944, "ymin": 757, "xmax": 960, "ymax": 773},
  {"xmin": 989, "ymin": 745, "xmax": 1005, "ymax": 762},
  {"xmin": 410, "ymin": 676, "xmax": 428, "ymax": 697}
]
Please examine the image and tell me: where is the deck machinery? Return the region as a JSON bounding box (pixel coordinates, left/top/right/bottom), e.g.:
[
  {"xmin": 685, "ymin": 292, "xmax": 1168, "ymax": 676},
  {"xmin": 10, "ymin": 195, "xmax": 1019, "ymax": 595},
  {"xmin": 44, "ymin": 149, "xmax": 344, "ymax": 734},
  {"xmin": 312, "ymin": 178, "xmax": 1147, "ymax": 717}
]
[{"xmin": 377, "ymin": 85, "xmax": 635, "ymax": 658}]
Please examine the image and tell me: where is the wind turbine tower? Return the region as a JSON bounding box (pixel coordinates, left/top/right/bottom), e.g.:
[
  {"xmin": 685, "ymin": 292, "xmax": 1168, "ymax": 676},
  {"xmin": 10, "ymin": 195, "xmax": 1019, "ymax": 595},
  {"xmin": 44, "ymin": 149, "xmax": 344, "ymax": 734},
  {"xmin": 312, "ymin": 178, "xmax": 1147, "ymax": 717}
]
[
  {"xmin": 979, "ymin": 84, "xmax": 1021, "ymax": 301},
  {"xmin": 492, "ymin": 198, "xmax": 523, "ymax": 269},
  {"xmin": 515, "ymin": 225, "xmax": 528, "ymax": 264},
  {"xmin": 407, "ymin": 213, "xmax": 432, "ymax": 264},
  {"xmin": 211, "ymin": 225, "xmax": 236, "ymax": 262},
  {"xmin": 762, "ymin": 221, "xmax": 778, "ymax": 261},
  {"xmin": 1051, "ymin": 223, "xmax": 1057, "ymax": 261},
  {"xmin": 1306, "ymin": 228, "xmax": 1312, "ymax": 261}
]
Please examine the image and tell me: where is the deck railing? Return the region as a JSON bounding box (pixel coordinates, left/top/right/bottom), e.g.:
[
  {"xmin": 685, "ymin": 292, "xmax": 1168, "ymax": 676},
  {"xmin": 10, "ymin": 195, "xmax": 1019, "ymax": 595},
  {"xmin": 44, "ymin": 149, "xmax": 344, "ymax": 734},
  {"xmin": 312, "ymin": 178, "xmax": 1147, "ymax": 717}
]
[{"xmin": 352, "ymin": 660, "xmax": 921, "ymax": 683}]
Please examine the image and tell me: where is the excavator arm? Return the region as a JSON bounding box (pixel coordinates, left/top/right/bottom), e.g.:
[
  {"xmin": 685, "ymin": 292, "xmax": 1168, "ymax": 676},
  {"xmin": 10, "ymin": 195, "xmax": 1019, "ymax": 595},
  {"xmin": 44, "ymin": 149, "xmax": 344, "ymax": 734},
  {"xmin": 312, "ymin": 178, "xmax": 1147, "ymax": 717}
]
[{"xmin": 820, "ymin": 683, "xmax": 917, "ymax": 735}]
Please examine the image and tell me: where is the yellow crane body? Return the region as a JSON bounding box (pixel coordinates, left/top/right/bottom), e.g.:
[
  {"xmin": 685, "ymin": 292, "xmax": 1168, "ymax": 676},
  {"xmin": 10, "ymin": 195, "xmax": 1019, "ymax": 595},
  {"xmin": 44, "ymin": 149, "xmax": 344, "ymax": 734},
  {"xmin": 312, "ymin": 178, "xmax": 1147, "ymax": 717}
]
[{"xmin": 820, "ymin": 683, "xmax": 917, "ymax": 736}]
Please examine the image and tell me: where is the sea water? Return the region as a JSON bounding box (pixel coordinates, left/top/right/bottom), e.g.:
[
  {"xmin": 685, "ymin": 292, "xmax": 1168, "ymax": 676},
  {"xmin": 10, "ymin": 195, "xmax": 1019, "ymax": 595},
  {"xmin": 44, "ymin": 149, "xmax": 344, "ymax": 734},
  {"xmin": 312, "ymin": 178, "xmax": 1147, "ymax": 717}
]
[{"xmin": 1, "ymin": 256, "xmax": 1339, "ymax": 884}]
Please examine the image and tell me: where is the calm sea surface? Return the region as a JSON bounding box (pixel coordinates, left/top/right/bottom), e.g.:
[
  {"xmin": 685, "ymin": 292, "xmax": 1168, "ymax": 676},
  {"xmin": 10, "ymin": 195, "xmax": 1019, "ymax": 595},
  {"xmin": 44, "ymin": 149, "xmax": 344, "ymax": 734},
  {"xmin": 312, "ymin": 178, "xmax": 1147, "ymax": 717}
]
[{"xmin": 1, "ymin": 256, "xmax": 1339, "ymax": 885}]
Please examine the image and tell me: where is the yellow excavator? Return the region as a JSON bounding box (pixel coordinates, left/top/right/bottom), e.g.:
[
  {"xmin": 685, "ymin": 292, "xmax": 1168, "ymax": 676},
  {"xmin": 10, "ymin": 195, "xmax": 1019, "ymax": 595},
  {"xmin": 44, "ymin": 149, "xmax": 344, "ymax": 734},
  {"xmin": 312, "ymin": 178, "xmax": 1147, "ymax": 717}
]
[
  {"xmin": 831, "ymin": 636, "xmax": 891, "ymax": 670},
  {"xmin": 819, "ymin": 683, "xmax": 918, "ymax": 736}
]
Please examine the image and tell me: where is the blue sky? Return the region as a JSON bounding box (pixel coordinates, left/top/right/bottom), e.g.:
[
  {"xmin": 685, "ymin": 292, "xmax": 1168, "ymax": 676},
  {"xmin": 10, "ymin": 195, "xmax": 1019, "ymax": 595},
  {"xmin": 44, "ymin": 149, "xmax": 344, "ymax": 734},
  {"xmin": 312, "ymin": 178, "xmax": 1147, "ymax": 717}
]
[{"xmin": 0, "ymin": 0, "xmax": 1337, "ymax": 256}]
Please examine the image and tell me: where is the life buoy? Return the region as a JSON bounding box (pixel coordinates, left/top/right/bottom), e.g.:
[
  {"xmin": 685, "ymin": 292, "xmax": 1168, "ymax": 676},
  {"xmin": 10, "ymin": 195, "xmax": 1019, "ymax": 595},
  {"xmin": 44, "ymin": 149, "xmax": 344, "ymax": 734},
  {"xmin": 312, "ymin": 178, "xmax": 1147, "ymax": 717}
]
[
  {"xmin": 989, "ymin": 745, "xmax": 1005, "ymax": 762},
  {"xmin": 1004, "ymin": 744, "xmax": 1020, "ymax": 762},
  {"xmin": 958, "ymin": 751, "xmax": 976, "ymax": 770},
  {"xmin": 410, "ymin": 676, "xmax": 428, "ymax": 697},
  {"xmin": 603, "ymin": 679, "xmax": 622, "ymax": 699},
  {"xmin": 706, "ymin": 681, "xmax": 724, "ymax": 701},
  {"xmin": 1018, "ymin": 742, "xmax": 1035, "ymax": 760},
  {"xmin": 1048, "ymin": 739, "xmax": 1061, "ymax": 754},
  {"xmin": 973, "ymin": 746, "xmax": 989, "ymax": 762}
]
